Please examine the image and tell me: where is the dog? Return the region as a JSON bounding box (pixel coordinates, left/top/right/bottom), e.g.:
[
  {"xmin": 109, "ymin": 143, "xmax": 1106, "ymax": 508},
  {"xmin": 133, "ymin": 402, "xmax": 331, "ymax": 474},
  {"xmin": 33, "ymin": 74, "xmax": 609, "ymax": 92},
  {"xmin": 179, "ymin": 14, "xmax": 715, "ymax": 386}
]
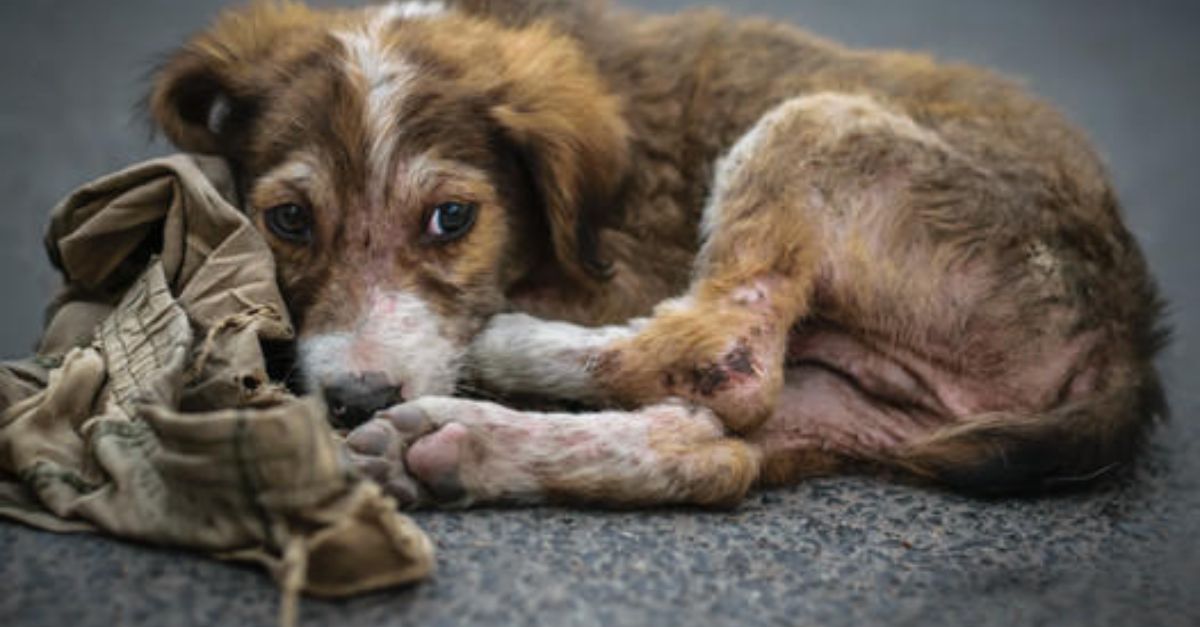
[{"xmin": 148, "ymin": 0, "xmax": 1166, "ymax": 507}]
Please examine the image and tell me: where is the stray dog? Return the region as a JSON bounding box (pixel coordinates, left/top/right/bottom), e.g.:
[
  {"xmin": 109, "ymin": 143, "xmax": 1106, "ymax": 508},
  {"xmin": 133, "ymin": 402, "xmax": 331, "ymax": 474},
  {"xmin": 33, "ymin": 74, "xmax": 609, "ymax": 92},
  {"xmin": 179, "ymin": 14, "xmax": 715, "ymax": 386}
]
[{"xmin": 149, "ymin": 0, "xmax": 1166, "ymax": 507}]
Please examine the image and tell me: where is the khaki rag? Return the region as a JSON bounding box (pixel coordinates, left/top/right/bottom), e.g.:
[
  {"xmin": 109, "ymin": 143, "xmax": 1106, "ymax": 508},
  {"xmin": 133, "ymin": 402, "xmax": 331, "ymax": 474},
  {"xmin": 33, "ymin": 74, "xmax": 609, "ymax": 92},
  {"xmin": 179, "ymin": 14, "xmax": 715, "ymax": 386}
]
[{"xmin": 0, "ymin": 155, "xmax": 435, "ymax": 625}]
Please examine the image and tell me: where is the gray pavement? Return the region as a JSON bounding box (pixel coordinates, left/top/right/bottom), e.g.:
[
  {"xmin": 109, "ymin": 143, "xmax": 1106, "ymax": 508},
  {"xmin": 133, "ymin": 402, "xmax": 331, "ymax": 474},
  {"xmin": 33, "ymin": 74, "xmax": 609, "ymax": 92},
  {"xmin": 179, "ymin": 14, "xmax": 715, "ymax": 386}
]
[{"xmin": 1, "ymin": 1, "xmax": 1197, "ymax": 626}]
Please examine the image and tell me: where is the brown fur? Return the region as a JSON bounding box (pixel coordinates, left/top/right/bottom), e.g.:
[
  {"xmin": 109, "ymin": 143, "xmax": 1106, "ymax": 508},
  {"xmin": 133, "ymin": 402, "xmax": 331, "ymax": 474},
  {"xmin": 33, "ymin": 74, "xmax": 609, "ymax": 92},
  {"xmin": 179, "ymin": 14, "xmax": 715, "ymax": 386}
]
[{"xmin": 151, "ymin": 0, "xmax": 1166, "ymax": 504}]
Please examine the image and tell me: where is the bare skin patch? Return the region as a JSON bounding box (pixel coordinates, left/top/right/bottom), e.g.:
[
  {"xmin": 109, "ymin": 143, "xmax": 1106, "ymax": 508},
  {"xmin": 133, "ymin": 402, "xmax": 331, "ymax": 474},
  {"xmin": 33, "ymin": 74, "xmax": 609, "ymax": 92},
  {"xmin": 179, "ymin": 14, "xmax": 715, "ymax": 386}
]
[
  {"xmin": 149, "ymin": 2, "xmax": 1163, "ymax": 502},
  {"xmin": 344, "ymin": 398, "xmax": 760, "ymax": 508}
]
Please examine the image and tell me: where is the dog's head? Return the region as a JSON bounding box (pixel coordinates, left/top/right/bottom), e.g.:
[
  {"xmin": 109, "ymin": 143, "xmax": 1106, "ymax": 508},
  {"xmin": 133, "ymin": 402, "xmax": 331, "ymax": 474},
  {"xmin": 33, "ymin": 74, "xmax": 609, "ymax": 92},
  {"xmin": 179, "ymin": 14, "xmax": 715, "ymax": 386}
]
[{"xmin": 149, "ymin": 1, "xmax": 628, "ymax": 425}]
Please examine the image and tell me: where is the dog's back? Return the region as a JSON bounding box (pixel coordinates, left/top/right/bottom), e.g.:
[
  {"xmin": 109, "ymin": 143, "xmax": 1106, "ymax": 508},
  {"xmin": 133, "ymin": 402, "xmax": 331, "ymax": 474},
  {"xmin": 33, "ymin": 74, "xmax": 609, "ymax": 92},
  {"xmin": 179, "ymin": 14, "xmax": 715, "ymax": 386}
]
[{"xmin": 147, "ymin": 0, "xmax": 1166, "ymax": 503}]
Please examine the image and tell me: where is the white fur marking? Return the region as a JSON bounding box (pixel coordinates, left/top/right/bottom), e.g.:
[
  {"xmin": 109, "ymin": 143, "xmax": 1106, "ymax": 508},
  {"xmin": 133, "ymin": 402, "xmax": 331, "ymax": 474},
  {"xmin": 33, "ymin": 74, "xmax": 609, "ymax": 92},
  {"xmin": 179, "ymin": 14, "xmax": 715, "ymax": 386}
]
[
  {"xmin": 206, "ymin": 95, "xmax": 232, "ymax": 136},
  {"xmin": 701, "ymin": 93, "xmax": 953, "ymax": 243},
  {"xmin": 699, "ymin": 104, "xmax": 776, "ymax": 243},
  {"xmin": 261, "ymin": 157, "xmax": 316, "ymax": 187},
  {"xmin": 467, "ymin": 313, "xmax": 639, "ymax": 401},
  {"xmin": 385, "ymin": 1, "xmax": 447, "ymax": 19},
  {"xmin": 300, "ymin": 290, "xmax": 463, "ymax": 398},
  {"xmin": 334, "ymin": 2, "xmax": 446, "ymax": 205}
]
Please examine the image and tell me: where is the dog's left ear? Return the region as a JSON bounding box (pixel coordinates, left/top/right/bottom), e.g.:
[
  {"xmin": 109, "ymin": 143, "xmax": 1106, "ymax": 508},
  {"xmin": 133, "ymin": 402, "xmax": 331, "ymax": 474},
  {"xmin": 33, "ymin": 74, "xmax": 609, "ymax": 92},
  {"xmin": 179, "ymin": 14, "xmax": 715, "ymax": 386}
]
[{"xmin": 489, "ymin": 24, "xmax": 631, "ymax": 283}]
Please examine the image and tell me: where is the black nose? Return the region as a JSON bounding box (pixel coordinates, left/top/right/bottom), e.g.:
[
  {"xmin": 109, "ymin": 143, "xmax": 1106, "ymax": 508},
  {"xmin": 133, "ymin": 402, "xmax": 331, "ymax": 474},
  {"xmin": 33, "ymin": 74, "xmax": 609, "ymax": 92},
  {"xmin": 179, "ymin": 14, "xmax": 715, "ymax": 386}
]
[{"xmin": 323, "ymin": 373, "xmax": 404, "ymax": 430}]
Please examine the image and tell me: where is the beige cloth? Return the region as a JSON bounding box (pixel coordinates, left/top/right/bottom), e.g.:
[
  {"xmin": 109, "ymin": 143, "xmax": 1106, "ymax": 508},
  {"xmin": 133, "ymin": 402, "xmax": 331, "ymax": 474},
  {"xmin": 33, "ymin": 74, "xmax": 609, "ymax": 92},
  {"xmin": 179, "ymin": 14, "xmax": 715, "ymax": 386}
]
[{"xmin": 0, "ymin": 155, "xmax": 435, "ymax": 624}]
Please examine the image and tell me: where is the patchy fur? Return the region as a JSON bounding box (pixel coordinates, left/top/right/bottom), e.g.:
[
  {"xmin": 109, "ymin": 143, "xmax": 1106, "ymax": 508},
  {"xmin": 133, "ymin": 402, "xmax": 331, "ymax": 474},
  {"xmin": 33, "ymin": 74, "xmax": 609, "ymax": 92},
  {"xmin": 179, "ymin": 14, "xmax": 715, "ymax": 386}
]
[{"xmin": 150, "ymin": 0, "xmax": 1167, "ymax": 506}]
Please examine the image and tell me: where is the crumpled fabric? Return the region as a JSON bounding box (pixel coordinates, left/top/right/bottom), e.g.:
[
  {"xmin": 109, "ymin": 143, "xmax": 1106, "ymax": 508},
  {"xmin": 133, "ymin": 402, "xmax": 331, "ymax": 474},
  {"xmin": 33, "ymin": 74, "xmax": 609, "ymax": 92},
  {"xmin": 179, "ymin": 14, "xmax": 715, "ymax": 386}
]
[{"xmin": 0, "ymin": 155, "xmax": 435, "ymax": 625}]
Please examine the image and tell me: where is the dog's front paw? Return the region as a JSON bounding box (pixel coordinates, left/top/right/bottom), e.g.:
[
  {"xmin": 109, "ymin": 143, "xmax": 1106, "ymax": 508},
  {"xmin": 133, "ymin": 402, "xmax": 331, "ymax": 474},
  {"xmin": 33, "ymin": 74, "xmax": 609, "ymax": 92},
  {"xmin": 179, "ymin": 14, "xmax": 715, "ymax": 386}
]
[
  {"xmin": 665, "ymin": 335, "xmax": 782, "ymax": 429},
  {"xmin": 344, "ymin": 406, "xmax": 430, "ymax": 507},
  {"xmin": 344, "ymin": 401, "xmax": 477, "ymax": 507},
  {"xmin": 604, "ymin": 325, "xmax": 785, "ymax": 433}
]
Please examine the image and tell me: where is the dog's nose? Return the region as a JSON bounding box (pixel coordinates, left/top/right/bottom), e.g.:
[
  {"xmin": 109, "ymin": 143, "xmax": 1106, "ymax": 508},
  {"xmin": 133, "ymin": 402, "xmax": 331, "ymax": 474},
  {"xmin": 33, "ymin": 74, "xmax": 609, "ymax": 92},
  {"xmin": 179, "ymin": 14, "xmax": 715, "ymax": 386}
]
[{"xmin": 323, "ymin": 372, "xmax": 404, "ymax": 430}]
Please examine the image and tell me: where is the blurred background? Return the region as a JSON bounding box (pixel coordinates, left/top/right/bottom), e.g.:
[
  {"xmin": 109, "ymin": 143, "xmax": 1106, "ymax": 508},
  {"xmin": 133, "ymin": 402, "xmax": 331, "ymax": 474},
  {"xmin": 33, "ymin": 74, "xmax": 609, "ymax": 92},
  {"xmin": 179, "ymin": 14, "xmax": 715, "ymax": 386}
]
[{"xmin": 1, "ymin": 2, "xmax": 1197, "ymax": 626}]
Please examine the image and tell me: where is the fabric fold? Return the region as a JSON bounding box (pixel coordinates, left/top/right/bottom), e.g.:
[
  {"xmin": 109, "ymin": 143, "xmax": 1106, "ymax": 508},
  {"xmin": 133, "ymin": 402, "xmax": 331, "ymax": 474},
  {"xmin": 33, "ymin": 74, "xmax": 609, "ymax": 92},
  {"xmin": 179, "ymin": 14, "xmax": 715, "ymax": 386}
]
[{"xmin": 0, "ymin": 154, "xmax": 435, "ymax": 615}]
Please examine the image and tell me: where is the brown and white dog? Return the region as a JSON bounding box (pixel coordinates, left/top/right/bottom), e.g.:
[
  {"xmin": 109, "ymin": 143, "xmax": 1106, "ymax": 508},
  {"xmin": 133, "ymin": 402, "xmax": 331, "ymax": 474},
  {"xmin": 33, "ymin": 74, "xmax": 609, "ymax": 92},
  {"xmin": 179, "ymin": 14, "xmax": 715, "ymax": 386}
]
[{"xmin": 149, "ymin": 0, "xmax": 1166, "ymax": 507}]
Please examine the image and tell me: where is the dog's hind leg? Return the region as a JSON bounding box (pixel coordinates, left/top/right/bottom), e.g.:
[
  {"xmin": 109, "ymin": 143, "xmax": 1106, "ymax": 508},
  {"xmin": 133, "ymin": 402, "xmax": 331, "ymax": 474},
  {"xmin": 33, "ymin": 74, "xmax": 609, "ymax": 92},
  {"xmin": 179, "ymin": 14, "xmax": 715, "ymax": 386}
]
[
  {"xmin": 471, "ymin": 89, "xmax": 1162, "ymax": 492},
  {"xmin": 422, "ymin": 89, "xmax": 1161, "ymax": 494},
  {"xmin": 574, "ymin": 98, "xmax": 840, "ymax": 432},
  {"xmin": 472, "ymin": 94, "xmax": 902, "ymax": 432},
  {"xmin": 344, "ymin": 397, "xmax": 762, "ymax": 507}
]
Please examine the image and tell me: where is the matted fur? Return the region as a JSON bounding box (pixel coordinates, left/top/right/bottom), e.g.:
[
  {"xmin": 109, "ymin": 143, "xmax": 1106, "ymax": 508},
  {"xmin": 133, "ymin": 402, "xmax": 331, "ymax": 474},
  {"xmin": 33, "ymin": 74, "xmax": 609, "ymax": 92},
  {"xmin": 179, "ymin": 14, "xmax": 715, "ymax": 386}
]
[{"xmin": 149, "ymin": 0, "xmax": 1166, "ymax": 506}]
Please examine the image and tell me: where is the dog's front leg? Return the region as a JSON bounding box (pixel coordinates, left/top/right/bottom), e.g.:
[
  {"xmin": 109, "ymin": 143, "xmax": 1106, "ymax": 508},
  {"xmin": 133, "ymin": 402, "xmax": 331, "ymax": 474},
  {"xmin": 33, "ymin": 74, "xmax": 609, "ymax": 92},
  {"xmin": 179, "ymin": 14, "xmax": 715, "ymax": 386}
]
[
  {"xmin": 466, "ymin": 289, "xmax": 801, "ymax": 435},
  {"xmin": 470, "ymin": 100, "xmax": 857, "ymax": 433},
  {"xmin": 344, "ymin": 397, "xmax": 761, "ymax": 508},
  {"xmin": 464, "ymin": 313, "xmax": 643, "ymax": 406},
  {"xmin": 466, "ymin": 273, "xmax": 809, "ymax": 432}
]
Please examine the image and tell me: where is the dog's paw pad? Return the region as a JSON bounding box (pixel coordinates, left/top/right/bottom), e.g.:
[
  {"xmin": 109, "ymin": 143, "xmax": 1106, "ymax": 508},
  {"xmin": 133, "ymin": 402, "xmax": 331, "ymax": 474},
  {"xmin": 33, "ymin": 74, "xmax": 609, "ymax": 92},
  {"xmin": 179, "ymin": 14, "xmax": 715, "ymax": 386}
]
[
  {"xmin": 345, "ymin": 446, "xmax": 424, "ymax": 507},
  {"xmin": 406, "ymin": 423, "xmax": 471, "ymax": 502},
  {"xmin": 378, "ymin": 403, "xmax": 436, "ymax": 436},
  {"xmin": 344, "ymin": 404, "xmax": 440, "ymax": 507},
  {"xmin": 345, "ymin": 419, "xmax": 398, "ymax": 456}
]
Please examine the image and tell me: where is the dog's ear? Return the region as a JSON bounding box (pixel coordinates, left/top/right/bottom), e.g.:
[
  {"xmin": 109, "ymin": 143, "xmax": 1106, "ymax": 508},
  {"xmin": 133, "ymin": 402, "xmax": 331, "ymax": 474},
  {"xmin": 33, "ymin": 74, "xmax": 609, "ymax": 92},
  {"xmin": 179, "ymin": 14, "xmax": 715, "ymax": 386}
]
[
  {"xmin": 488, "ymin": 23, "xmax": 630, "ymax": 283},
  {"xmin": 148, "ymin": 2, "xmax": 321, "ymax": 155}
]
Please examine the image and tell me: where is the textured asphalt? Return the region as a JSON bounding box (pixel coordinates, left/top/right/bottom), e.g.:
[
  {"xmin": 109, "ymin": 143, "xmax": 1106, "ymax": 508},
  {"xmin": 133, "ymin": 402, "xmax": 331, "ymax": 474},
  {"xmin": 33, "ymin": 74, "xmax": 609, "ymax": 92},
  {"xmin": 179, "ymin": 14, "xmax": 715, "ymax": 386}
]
[{"xmin": 1, "ymin": 1, "xmax": 1198, "ymax": 626}]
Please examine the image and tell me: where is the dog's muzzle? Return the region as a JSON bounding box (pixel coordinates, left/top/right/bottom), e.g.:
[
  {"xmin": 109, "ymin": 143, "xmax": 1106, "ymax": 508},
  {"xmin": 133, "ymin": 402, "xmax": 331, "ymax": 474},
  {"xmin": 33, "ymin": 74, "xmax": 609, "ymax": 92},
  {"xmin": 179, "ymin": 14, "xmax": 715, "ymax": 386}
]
[{"xmin": 323, "ymin": 372, "xmax": 404, "ymax": 430}]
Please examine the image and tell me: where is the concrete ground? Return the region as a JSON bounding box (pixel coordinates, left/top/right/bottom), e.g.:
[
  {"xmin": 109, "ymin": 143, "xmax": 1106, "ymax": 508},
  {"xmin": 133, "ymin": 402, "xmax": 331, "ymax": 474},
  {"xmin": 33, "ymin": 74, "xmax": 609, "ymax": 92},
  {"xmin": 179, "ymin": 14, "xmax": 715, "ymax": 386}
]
[{"xmin": 1, "ymin": 1, "xmax": 1197, "ymax": 626}]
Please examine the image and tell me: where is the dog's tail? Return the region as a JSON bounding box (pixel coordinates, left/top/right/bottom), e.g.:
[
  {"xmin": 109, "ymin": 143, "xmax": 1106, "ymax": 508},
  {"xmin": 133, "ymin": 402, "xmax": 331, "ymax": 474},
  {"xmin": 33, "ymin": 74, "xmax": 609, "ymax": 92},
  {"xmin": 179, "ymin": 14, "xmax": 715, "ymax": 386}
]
[{"xmin": 896, "ymin": 363, "xmax": 1167, "ymax": 494}]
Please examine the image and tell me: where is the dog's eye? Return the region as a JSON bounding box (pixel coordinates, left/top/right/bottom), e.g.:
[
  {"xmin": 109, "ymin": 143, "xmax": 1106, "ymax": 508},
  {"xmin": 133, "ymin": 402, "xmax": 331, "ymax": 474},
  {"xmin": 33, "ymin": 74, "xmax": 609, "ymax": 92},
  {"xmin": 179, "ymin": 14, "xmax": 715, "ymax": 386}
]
[
  {"xmin": 264, "ymin": 203, "xmax": 314, "ymax": 243},
  {"xmin": 426, "ymin": 202, "xmax": 477, "ymax": 242}
]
